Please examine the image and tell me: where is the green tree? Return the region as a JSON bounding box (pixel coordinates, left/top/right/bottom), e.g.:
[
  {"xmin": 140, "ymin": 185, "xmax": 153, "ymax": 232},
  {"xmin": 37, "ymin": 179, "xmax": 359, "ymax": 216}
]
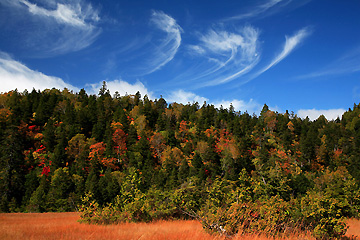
[
  {"xmin": 27, "ymin": 176, "xmax": 49, "ymax": 212},
  {"xmin": 46, "ymin": 167, "xmax": 74, "ymax": 211},
  {"xmin": 0, "ymin": 127, "xmax": 26, "ymax": 212}
]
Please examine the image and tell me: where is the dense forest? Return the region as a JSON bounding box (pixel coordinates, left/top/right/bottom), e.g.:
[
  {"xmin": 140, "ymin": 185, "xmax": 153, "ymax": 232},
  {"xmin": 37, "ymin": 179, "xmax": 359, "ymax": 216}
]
[{"xmin": 1, "ymin": 82, "xmax": 360, "ymax": 238}]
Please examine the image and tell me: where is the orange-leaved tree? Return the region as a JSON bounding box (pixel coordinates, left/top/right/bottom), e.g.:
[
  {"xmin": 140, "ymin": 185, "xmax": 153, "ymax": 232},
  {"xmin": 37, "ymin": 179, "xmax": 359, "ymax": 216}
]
[
  {"xmin": 111, "ymin": 122, "xmax": 127, "ymax": 165},
  {"xmin": 89, "ymin": 142, "xmax": 118, "ymax": 170}
]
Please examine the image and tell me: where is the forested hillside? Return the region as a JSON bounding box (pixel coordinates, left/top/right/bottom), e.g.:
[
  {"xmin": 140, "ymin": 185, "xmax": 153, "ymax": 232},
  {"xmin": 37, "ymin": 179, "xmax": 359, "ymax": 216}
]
[{"xmin": 1, "ymin": 83, "xmax": 360, "ymax": 238}]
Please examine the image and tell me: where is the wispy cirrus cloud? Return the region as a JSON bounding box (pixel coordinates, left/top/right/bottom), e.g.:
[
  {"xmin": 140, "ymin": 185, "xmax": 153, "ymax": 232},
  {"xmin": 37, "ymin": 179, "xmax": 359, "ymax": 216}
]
[
  {"xmin": 143, "ymin": 10, "xmax": 182, "ymax": 74},
  {"xmin": 224, "ymin": 0, "xmax": 312, "ymax": 22},
  {"xmin": 0, "ymin": 52, "xmax": 78, "ymax": 93},
  {"xmin": 184, "ymin": 25, "xmax": 260, "ymax": 87},
  {"xmin": 225, "ymin": 0, "xmax": 286, "ymax": 21},
  {"xmin": 1, "ymin": 0, "xmax": 101, "ymax": 56},
  {"xmin": 97, "ymin": 10, "xmax": 181, "ymax": 77},
  {"xmin": 19, "ymin": 0, "xmax": 99, "ymax": 28},
  {"xmin": 297, "ymin": 47, "xmax": 360, "ymax": 79},
  {"xmin": 253, "ymin": 27, "xmax": 311, "ymax": 78}
]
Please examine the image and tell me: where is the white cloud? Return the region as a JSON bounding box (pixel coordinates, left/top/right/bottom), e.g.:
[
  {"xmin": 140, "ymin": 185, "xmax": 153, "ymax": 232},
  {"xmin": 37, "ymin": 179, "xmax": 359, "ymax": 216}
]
[
  {"xmin": 86, "ymin": 79, "xmax": 154, "ymax": 99},
  {"xmin": 354, "ymin": 86, "xmax": 360, "ymax": 99},
  {"xmin": 225, "ymin": 0, "xmax": 286, "ymax": 21},
  {"xmin": 19, "ymin": 0, "xmax": 99, "ymax": 28},
  {"xmin": 165, "ymin": 90, "xmax": 208, "ymax": 104},
  {"xmin": 187, "ymin": 26, "xmax": 260, "ymax": 87},
  {"xmin": 213, "ymin": 60, "xmax": 259, "ymax": 86},
  {"xmin": 165, "ymin": 89, "xmax": 261, "ymax": 114},
  {"xmin": 106, "ymin": 11, "xmax": 181, "ymax": 76},
  {"xmin": 213, "ymin": 99, "xmax": 261, "ymax": 114},
  {"xmin": 201, "ymin": 26, "xmax": 259, "ymax": 62},
  {"xmin": 3, "ymin": 0, "xmax": 101, "ymax": 56},
  {"xmin": 188, "ymin": 45, "xmax": 206, "ymax": 55},
  {"xmin": 144, "ymin": 10, "xmax": 182, "ymax": 74},
  {"xmin": 49, "ymin": 26, "xmax": 100, "ymax": 55},
  {"xmin": 297, "ymin": 108, "xmax": 346, "ymax": 121},
  {"xmin": 257, "ymin": 27, "xmax": 311, "ymax": 76},
  {"xmin": 235, "ymin": 26, "xmax": 312, "ymax": 85},
  {"xmin": 201, "ymin": 29, "xmax": 246, "ymax": 53},
  {"xmin": 298, "ymin": 47, "xmax": 360, "ymax": 79},
  {"xmin": 0, "ymin": 53, "xmax": 78, "ymax": 93}
]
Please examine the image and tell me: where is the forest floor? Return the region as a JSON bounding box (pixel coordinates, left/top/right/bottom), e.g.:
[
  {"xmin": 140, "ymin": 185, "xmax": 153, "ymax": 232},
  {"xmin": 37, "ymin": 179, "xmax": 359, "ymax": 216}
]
[{"xmin": 0, "ymin": 212, "xmax": 359, "ymax": 240}]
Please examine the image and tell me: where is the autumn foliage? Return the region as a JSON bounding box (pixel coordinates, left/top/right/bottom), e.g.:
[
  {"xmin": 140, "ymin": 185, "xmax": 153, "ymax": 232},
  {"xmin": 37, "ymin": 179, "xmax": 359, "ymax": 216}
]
[{"xmin": 1, "ymin": 85, "xmax": 360, "ymax": 238}]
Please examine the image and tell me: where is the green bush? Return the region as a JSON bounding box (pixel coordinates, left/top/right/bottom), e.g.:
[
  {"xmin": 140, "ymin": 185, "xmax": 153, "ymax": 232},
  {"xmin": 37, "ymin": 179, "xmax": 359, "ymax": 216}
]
[
  {"xmin": 299, "ymin": 191, "xmax": 348, "ymax": 239},
  {"xmin": 78, "ymin": 192, "xmax": 101, "ymax": 224},
  {"xmin": 78, "ymin": 169, "xmax": 357, "ymax": 239},
  {"xmin": 198, "ymin": 196, "xmax": 294, "ymax": 237}
]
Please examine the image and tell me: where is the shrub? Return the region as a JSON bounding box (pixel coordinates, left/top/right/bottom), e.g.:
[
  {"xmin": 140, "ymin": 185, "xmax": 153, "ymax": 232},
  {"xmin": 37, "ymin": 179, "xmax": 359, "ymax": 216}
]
[
  {"xmin": 78, "ymin": 192, "xmax": 101, "ymax": 224},
  {"xmin": 299, "ymin": 191, "xmax": 348, "ymax": 239},
  {"xmin": 198, "ymin": 196, "xmax": 295, "ymax": 237}
]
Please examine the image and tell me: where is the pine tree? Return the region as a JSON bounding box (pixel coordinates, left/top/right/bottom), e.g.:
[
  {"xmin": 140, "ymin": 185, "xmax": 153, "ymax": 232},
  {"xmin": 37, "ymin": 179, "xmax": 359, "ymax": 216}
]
[
  {"xmin": 27, "ymin": 176, "xmax": 49, "ymax": 212},
  {"xmin": 0, "ymin": 127, "xmax": 26, "ymax": 212},
  {"xmin": 46, "ymin": 167, "xmax": 74, "ymax": 211}
]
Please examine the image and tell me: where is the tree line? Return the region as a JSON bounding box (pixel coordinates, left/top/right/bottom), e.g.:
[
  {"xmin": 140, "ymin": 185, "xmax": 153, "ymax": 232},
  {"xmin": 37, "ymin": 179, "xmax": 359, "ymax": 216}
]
[{"xmin": 1, "ymin": 82, "xmax": 360, "ymax": 238}]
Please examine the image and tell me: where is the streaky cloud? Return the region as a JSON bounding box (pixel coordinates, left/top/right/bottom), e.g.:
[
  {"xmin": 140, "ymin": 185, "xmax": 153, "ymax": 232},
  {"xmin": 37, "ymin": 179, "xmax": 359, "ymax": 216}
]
[
  {"xmin": 49, "ymin": 26, "xmax": 101, "ymax": 55},
  {"xmin": 185, "ymin": 26, "xmax": 260, "ymax": 87},
  {"xmin": 19, "ymin": 0, "xmax": 99, "ymax": 28},
  {"xmin": 224, "ymin": 0, "xmax": 288, "ymax": 21},
  {"xmin": 254, "ymin": 27, "xmax": 311, "ymax": 78},
  {"xmin": 205, "ymin": 56, "xmax": 259, "ymax": 87},
  {"xmin": 3, "ymin": 0, "xmax": 101, "ymax": 56},
  {"xmin": 0, "ymin": 52, "xmax": 78, "ymax": 93},
  {"xmin": 201, "ymin": 29, "xmax": 249, "ymax": 53},
  {"xmin": 98, "ymin": 11, "xmax": 180, "ymax": 77},
  {"xmin": 187, "ymin": 45, "xmax": 206, "ymax": 55},
  {"xmin": 297, "ymin": 47, "xmax": 360, "ymax": 79},
  {"xmin": 144, "ymin": 10, "xmax": 182, "ymax": 74}
]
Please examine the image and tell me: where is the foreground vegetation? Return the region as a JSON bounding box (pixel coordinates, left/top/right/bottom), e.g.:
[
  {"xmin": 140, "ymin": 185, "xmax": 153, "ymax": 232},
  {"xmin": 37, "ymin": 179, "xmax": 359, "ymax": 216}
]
[
  {"xmin": 1, "ymin": 213, "xmax": 360, "ymax": 240},
  {"xmin": 0, "ymin": 212, "xmax": 215, "ymax": 240},
  {"xmin": 1, "ymin": 83, "xmax": 360, "ymax": 238}
]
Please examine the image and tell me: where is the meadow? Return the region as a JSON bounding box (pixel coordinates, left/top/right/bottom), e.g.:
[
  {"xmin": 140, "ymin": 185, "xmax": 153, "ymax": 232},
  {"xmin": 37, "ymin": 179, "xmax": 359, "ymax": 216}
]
[{"xmin": 1, "ymin": 212, "xmax": 359, "ymax": 240}]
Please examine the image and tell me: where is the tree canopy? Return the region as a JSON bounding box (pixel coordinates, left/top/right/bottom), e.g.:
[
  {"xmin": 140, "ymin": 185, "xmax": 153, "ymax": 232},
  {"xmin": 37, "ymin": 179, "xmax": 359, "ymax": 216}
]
[{"xmin": 1, "ymin": 86, "xmax": 359, "ymax": 238}]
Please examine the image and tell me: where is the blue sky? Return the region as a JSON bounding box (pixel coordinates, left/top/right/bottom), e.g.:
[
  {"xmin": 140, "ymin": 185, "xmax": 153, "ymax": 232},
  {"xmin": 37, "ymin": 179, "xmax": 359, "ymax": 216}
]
[{"xmin": 0, "ymin": 0, "xmax": 359, "ymax": 120}]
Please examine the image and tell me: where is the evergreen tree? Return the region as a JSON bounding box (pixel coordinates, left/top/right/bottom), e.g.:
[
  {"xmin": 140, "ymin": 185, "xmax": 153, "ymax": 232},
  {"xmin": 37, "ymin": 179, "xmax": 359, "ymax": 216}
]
[
  {"xmin": 178, "ymin": 158, "xmax": 189, "ymax": 183},
  {"xmin": 0, "ymin": 127, "xmax": 26, "ymax": 212},
  {"xmin": 85, "ymin": 169, "xmax": 100, "ymax": 202},
  {"xmin": 27, "ymin": 176, "xmax": 49, "ymax": 212},
  {"xmin": 43, "ymin": 118, "xmax": 56, "ymax": 152},
  {"xmin": 98, "ymin": 168, "xmax": 120, "ymax": 204},
  {"xmin": 190, "ymin": 153, "xmax": 206, "ymax": 181},
  {"xmin": 46, "ymin": 167, "xmax": 74, "ymax": 211}
]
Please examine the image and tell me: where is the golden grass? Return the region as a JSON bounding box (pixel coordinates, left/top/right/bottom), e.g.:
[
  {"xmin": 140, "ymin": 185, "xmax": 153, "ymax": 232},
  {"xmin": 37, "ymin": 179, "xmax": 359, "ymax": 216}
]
[
  {"xmin": 0, "ymin": 213, "xmax": 218, "ymax": 240},
  {"xmin": 0, "ymin": 212, "xmax": 358, "ymax": 240},
  {"xmin": 345, "ymin": 219, "xmax": 360, "ymax": 239}
]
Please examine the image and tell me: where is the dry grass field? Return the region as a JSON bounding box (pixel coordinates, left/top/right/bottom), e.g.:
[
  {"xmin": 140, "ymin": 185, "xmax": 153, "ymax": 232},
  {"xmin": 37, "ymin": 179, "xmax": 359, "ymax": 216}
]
[
  {"xmin": 0, "ymin": 212, "xmax": 358, "ymax": 240},
  {"xmin": 345, "ymin": 219, "xmax": 360, "ymax": 239}
]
